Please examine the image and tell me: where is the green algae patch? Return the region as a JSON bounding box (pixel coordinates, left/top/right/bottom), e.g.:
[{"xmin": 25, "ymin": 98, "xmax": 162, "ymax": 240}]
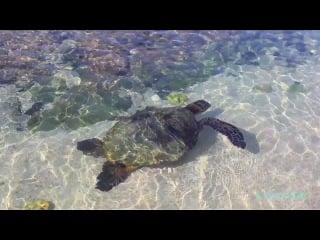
[
  {"xmin": 24, "ymin": 199, "xmax": 55, "ymax": 210},
  {"xmin": 166, "ymin": 93, "xmax": 189, "ymax": 105}
]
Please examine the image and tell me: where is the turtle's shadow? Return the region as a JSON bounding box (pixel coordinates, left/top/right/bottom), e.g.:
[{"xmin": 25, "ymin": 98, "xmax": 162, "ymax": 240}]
[
  {"xmin": 152, "ymin": 108, "xmax": 260, "ymax": 169},
  {"xmin": 198, "ymin": 109, "xmax": 260, "ymax": 155}
]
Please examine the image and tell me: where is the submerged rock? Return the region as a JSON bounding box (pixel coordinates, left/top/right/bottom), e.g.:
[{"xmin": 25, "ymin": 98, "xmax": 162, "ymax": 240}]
[
  {"xmin": 241, "ymin": 51, "xmax": 259, "ymax": 65},
  {"xmin": 63, "ymin": 46, "xmax": 130, "ymax": 89},
  {"xmin": 1, "ymin": 30, "xmax": 314, "ymax": 136},
  {"xmin": 24, "ymin": 102, "xmax": 44, "ymax": 115},
  {"xmin": 25, "ymin": 84, "xmax": 132, "ymax": 132},
  {"xmin": 53, "ymin": 70, "xmax": 81, "ymax": 89},
  {"xmin": 252, "ymin": 83, "xmax": 274, "ymax": 93},
  {"xmin": 287, "ymin": 81, "xmax": 307, "ymax": 93}
]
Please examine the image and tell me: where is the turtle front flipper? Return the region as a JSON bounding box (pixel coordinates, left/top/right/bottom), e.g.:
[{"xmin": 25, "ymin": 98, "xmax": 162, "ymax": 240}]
[
  {"xmin": 198, "ymin": 117, "xmax": 246, "ymax": 149},
  {"xmin": 185, "ymin": 100, "xmax": 211, "ymax": 114},
  {"xmin": 96, "ymin": 162, "xmax": 139, "ymax": 192},
  {"xmin": 77, "ymin": 138, "xmax": 105, "ymax": 158}
]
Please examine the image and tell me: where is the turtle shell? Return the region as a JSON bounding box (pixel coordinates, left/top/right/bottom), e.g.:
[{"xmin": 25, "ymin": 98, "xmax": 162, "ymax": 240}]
[{"xmin": 102, "ymin": 105, "xmax": 200, "ymax": 167}]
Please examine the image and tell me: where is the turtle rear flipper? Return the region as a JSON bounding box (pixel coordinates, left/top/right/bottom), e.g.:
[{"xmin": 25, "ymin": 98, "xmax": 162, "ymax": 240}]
[
  {"xmin": 198, "ymin": 117, "xmax": 246, "ymax": 149},
  {"xmin": 185, "ymin": 100, "xmax": 211, "ymax": 114},
  {"xmin": 96, "ymin": 162, "xmax": 139, "ymax": 192},
  {"xmin": 77, "ymin": 138, "xmax": 105, "ymax": 158}
]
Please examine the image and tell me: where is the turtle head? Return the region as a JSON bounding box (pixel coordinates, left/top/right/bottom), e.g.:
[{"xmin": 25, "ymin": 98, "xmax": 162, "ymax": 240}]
[{"xmin": 185, "ymin": 100, "xmax": 211, "ymax": 114}]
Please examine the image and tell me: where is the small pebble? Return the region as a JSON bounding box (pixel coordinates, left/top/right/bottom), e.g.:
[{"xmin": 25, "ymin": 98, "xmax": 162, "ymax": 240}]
[{"xmin": 151, "ymin": 94, "xmax": 161, "ymax": 102}]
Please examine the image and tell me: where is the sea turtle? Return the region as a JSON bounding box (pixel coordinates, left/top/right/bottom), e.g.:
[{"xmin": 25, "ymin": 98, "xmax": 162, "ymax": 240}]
[{"xmin": 77, "ymin": 100, "xmax": 246, "ymax": 192}]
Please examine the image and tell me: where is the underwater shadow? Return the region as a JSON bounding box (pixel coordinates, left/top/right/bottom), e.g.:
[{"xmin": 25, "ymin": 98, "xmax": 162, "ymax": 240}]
[
  {"xmin": 238, "ymin": 128, "xmax": 260, "ymax": 154},
  {"xmin": 202, "ymin": 108, "xmax": 260, "ymax": 154},
  {"xmin": 152, "ymin": 125, "xmax": 218, "ymax": 169},
  {"xmin": 153, "ymin": 108, "xmax": 260, "ymax": 169}
]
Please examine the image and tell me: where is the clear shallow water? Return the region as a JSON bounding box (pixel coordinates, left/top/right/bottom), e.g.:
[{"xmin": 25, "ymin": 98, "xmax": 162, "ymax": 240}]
[{"xmin": 0, "ymin": 30, "xmax": 320, "ymax": 209}]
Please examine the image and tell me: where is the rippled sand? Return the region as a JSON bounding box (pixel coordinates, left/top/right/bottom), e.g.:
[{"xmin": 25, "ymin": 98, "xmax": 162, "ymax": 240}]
[{"xmin": 1, "ymin": 31, "xmax": 320, "ymax": 209}]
